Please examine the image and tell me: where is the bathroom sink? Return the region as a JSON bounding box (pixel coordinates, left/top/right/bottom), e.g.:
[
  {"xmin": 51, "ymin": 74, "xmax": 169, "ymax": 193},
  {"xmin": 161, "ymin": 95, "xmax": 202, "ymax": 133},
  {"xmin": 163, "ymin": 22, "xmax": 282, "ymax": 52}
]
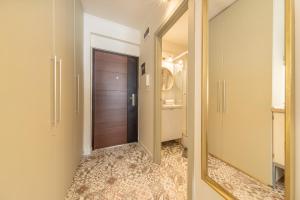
[{"xmin": 162, "ymin": 104, "xmax": 183, "ymax": 109}]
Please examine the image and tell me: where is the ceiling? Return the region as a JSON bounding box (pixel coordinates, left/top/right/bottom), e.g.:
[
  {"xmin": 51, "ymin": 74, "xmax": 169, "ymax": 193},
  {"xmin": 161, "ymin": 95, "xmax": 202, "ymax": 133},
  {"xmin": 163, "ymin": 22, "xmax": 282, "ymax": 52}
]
[
  {"xmin": 81, "ymin": 0, "xmax": 238, "ymax": 30},
  {"xmin": 81, "ymin": 0, "xmax": 163, "ymax": 30},
  {"xmin": 162, "ymin": 0, "xmax": 238, "ymax": 48},
  {"xmin": 163, "ymin": 11, "xmax": 188, "ymax": 48},
  {"xmin": 208, "ymin": 0, "xmax": 238, "ymax": 19}
]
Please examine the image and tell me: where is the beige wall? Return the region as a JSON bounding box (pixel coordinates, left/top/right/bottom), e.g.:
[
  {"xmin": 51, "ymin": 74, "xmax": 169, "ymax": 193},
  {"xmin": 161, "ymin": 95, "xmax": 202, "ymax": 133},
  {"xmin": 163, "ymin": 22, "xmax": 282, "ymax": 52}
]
[
  {"xmin": 0, "ymin": 1, "xmax": 84, "ymax": 199},
  {"xmin": 139, "ymin": 0, "xmax": 224, "ymax": 199},
  {"xmin": 138, "ymin": 0, "xmax": 184, "ymax": 157}
]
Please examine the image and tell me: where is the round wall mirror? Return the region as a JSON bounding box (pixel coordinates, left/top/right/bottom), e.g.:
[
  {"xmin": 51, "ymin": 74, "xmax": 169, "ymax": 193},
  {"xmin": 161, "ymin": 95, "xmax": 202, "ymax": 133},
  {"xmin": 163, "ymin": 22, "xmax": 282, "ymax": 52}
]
[{"xmin": 161, "ymin": 67, "xmax": 174, "ymax": 91}]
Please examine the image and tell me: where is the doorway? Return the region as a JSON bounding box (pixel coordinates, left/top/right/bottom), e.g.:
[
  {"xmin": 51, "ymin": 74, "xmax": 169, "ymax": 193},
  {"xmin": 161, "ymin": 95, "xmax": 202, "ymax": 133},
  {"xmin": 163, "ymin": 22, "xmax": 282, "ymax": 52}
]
[
  {"xmin": 154, "ymin": 0, "xmax": 189, "ymax": 199},
  {"xmin": 92, "ymin": 49, "xmax": 138, "ymax": 149}
]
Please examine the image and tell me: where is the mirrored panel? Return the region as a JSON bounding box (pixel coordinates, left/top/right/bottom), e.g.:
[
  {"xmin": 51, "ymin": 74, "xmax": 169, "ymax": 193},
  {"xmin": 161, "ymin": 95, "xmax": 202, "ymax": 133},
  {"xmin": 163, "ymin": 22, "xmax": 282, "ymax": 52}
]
[
  {"xmin": 202, "ymin": 0, "xmax": 293, "ymax": 199},
  {"xmin": 161, "ymin": 67, "xmax": 174, "ymax": 91}
]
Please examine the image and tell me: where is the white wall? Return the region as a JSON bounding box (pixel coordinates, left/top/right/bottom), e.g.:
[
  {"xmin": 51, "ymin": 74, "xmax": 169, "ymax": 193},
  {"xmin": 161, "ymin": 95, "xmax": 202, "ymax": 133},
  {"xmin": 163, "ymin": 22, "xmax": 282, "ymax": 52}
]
[{"xmin": 83, "ymin": 14, "xmax": 141, "ymax": 155}]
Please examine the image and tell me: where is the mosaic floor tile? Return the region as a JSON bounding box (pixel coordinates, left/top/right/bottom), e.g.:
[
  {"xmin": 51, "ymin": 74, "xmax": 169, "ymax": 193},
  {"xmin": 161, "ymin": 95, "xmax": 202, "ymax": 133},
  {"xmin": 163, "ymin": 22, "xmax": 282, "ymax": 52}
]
[
  {"xmin": 66, "ymin": 141, "xmax": 187, "ymax": 200},
  {"xmin": 208, "ymin": 154, "xmax": 285, "ymax": 200}
]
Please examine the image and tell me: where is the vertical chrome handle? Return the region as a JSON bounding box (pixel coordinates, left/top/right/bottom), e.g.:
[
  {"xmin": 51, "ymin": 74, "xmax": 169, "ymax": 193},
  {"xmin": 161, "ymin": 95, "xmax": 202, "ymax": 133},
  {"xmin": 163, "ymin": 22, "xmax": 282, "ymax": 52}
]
[
  {"xmin": 223, "ymin": 80, "xmax": 226, "ymax": 113},
  {"xmin": 76, "ymin": 74, "xmax": 80, "ymax": 113},
  {"xmin": 130, "ymin": 93, "xmax": 136, "ymax": 107},
  {"xmin": 58, "ymin": 59, "xmax": 62, "ymax": 123},
  {"xmin": 53, "ymin": 56, "xmax": 57, "ymax": 127}
]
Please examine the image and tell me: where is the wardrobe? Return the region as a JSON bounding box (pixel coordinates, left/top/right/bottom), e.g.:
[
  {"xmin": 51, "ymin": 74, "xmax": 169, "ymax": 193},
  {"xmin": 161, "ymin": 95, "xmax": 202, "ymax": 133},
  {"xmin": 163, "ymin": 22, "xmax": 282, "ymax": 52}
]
[
  {"xmin": 0, "ymin": 1, "xmax": 83, "ymax": 200},
  {"xmin": 207, "ymin": 0, "xmax": 273, "ymax": 185}
]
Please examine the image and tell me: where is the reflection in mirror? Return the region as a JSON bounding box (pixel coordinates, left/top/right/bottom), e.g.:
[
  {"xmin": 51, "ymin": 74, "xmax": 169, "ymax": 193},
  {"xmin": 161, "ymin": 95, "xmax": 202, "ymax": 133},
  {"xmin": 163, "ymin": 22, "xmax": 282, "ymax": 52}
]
[
  {"xmin": 161, "ymin": 67, "xmax": 174, "ymax": 91},
  {"xmin": 205, "ymin": 0, "xmax": 287, "ymax": 199},
  {"xmin": 175, "ymin": 70, "xmax": 184, "ymax": 90}
]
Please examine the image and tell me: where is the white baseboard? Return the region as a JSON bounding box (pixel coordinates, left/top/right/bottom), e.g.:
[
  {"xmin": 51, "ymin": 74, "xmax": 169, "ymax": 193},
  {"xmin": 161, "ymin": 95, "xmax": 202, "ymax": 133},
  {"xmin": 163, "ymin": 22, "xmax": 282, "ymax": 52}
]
[{"xmin": 83, "ymin": 146, "xmax": 92, "ymax": 156}]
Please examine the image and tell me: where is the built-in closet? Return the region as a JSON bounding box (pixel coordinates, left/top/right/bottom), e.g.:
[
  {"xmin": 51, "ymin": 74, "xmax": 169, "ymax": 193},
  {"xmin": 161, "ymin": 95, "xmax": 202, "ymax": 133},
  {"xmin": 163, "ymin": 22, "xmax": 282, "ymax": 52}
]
[
  {"xmin": 0, "ymin": 1, "xmax": 83, "ymax": 199},
  {"xmin": 207, "ymin": 1, "xmax": 273, "ymax": 185}
]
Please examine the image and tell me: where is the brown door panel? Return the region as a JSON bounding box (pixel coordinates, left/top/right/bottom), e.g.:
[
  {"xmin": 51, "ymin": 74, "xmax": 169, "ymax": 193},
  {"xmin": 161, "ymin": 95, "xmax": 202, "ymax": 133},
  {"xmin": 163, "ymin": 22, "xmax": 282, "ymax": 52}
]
[
  {"xmin": 94, "ymin": 61, "xmax": 127, "ymax": 74},
  {"xmin": 92, "ymin": 49, "xmax": 138, "ymax": 150},
  {"xmin": 94, "ymin": 91, "xmax": 127, "ymax": 111},
  {"xmin": 93, "ymin": 126, "xmax": 127, "ymax": 148},
  {"xmin": 94, "ymin": 109, "xmax": 127, "ymax": 124},
  {"xmin": 94, "ymin": 50, "xmax": 127, "ymax": 63},
  {"xmin": 94, "ymin": 71, "xmax": 127, "ymax": 91}
]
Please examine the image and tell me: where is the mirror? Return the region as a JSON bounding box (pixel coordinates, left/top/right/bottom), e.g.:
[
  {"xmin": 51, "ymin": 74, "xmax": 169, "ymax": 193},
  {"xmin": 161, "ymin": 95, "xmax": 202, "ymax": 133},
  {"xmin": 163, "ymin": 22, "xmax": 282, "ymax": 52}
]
[
  {"xmin": 202, "ymin": 0, "xmax": 294, "ymax": 199},
  {"xmin": 161, "ymin": 67, "xmax": 174, "ymax": 91},
  {"xmin": 175, "ymin": 70, "xmax": 183, "ymax": 91}
]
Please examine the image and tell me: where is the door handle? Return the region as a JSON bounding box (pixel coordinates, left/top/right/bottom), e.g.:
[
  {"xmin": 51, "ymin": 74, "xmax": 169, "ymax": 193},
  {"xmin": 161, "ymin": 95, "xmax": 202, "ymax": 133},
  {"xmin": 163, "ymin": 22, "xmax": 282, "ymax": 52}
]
[
  {"xmin": 58, "ymin": 58, "xmax": 62, "ymax": 123},
  {"xmin": 52, "ymin": 56, "xmax": 57, "ymax": 127},
  {"xmin": 51, "ymin": 56, "xmax": 62, "ymax": 127},
  {"xmin": 130, "ymin": 93, "xmax": 136, "ymax": 107}
]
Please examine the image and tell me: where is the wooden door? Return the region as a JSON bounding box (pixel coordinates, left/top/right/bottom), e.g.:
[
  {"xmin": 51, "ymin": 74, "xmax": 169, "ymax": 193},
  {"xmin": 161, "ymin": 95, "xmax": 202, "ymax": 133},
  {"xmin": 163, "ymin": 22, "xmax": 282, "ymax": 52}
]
[
  {"xmin": 0, "ymin": 1, "xmax": 53, "ymax": 199},
  {"xmin": 127, "ymin": 56, "xmax": 138, "ymax": 143},
  {"xmin": 92, "ymin": 50, "xmax": 138, "ymax": 149},
  {"xmin": 0, "ymin": 0, "xmax": 83, "ymax": 199},
  {"xmin": 53, "ymin": 0, "xmax": 75, "ymax": 132}
]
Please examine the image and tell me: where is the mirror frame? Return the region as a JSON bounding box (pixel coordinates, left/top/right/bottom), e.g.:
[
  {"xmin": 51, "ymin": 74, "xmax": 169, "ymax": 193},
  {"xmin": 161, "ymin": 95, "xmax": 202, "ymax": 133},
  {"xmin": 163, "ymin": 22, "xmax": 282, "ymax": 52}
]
[{"xmin": 200, "ymin": 0, "xmax": 295, "ymax": 199}]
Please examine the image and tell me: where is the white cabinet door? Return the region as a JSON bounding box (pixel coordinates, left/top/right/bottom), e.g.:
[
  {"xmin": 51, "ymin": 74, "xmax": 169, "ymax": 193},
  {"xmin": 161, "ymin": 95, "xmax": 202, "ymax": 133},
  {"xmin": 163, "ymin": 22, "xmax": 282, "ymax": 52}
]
[
  {"xmin": 208, "ymin": 0, "xmax": 273, "ymax": 185},
  {"xmin": 161, "ymin": 108, "xmax": 183, "ymax": 142},
  {"xmin": 208, "ymin": 18, "xmax": 224, "ymax": 157}
]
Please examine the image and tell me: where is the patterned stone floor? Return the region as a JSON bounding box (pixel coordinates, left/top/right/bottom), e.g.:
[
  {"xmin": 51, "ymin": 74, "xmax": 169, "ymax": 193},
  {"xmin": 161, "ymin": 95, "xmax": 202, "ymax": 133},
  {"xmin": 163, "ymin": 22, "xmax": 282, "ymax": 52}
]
[
  {"xmin": 208, "ymin": 154, "xmax": 285, "ymax": 200},
  {"xmin": 66, "ymin": 141, "xmax": 187, "ymax": 200}
]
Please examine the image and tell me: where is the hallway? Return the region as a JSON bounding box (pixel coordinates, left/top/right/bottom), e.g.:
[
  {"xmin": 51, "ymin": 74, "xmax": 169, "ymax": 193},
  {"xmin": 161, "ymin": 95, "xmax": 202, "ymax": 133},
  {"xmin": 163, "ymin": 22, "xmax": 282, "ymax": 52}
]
[
  {"xmin": 1, "ymin": 1, "xmax": 299, "ymax": 200},
  {"xmin": 66, "ymin": 142, "xmax": 187, "ymax": 199}
]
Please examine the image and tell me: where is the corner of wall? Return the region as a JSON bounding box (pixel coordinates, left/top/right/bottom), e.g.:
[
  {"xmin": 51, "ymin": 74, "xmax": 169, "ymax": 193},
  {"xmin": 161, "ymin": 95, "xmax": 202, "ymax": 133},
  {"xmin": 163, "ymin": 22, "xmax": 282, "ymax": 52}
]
[{"xmin": 139, "ymin": 140, "xmax": 153, "ymax": 159}]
